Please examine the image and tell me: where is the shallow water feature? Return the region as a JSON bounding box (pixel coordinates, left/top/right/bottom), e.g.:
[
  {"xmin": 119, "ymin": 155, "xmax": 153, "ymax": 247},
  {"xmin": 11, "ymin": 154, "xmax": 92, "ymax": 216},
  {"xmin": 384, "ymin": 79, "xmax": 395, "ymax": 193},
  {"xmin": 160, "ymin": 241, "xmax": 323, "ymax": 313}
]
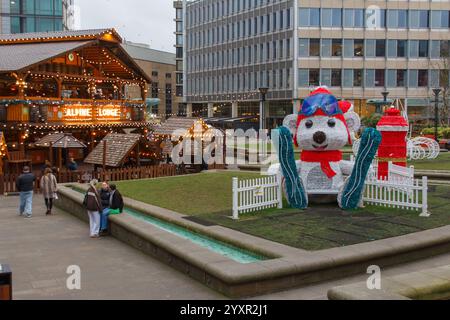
[{"xmin": 71, "ymin": 187, "xmax": 267, "ymax": 263}]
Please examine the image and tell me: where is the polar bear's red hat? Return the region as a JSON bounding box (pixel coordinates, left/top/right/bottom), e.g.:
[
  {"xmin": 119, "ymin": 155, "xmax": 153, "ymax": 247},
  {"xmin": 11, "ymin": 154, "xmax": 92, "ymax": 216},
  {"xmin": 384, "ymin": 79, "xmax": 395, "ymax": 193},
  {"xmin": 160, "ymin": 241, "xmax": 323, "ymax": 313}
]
[{"xmin": 294, "ymin": 87, "xmax": 353, "ymax": 147}]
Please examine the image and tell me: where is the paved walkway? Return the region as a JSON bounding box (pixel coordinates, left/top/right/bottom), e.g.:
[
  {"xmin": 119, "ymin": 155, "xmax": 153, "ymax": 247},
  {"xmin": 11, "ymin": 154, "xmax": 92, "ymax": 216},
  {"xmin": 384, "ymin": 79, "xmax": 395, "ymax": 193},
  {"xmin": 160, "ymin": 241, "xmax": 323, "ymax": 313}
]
[{"xmin": 1, "ymin": 194, "xmax": 449, "ymax": 300}]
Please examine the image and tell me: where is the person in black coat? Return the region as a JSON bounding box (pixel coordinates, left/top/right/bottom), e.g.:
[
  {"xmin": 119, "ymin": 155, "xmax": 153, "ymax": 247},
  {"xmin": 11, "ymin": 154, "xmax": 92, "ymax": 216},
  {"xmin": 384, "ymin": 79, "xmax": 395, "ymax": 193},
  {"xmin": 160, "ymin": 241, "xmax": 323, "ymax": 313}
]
[{"xmin": 109, "ymin": 184, "xmax": 124, "ymax": 213}]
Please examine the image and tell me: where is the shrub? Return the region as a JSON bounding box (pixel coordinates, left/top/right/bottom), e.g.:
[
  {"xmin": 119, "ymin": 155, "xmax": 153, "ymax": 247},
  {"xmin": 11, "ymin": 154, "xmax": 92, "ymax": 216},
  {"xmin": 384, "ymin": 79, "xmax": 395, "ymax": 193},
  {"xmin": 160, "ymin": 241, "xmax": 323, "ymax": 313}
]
[{"xmin": 361, "ymin": 114, "xmax": 382, "ymax": 129}]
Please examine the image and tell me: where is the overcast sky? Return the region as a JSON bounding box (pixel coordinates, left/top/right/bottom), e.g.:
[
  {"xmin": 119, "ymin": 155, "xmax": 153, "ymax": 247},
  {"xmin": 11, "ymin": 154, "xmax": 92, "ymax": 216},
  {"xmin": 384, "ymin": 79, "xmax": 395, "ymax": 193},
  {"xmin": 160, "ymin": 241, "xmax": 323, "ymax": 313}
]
[{"xmin": 76, "ymin": 0, "xmax": 175, "ymax": 52}]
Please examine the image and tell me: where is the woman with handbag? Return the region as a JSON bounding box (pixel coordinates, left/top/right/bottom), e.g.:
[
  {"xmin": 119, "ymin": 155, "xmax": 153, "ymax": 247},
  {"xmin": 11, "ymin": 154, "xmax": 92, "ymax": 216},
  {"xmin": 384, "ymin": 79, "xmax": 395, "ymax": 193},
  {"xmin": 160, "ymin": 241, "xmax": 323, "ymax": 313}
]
[
  {"xmin": 83, "ymin": 179, "xmax": 103, "ymax": 238},
  {"xmin": 40, "ymin": 168, "xmax": 58, "ymax": 215}
]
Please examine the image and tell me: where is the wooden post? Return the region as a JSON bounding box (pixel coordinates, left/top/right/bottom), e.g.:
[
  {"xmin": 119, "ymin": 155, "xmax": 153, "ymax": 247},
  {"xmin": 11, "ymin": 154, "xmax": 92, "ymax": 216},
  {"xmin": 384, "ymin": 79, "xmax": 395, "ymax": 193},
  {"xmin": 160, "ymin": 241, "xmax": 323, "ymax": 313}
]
[
  {"xmin": 136, "ymin": 143, "xmax": 141, "ymax": 167},
  {"xmin": 58, "ymin": 148, "xmax": 62, "ymax": 171},
  {"xmin": 103, "ymin": 140, "xmax": 107, "ymax": 171},
  {"xmin": 49, "ymin": 143, "xmax": 53, "ymax": 166},
  {"xmin": 232, "ymin": 177, "xmax": 239, "ymax": 220}
]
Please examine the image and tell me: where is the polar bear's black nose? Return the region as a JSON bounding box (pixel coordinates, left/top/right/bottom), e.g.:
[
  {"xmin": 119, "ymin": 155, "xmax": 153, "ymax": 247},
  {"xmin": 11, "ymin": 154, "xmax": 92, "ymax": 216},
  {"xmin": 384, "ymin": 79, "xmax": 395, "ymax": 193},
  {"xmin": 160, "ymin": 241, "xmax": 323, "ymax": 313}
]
[{"xmin": 313, "ymin": 131, "xmax": 327, "ymax": 145}]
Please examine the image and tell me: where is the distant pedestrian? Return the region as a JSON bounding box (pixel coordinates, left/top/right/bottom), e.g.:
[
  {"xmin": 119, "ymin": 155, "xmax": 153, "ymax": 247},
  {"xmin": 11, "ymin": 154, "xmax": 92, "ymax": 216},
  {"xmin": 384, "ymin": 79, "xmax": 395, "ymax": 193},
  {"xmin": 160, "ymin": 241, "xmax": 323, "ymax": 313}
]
[
  {"xmin": 40, "ymin": 168, "xmax": 58, "ymax": 215},
  {"xmin": 83, "ymin": 179, "xmax": 102, "ymax": 238},
  {"xmin": 16, "ymin": 166, "xmax": 36, "ymax": 218},
  {"xmin": 67, "ymin": 158, "xmax": 78, "ymax": 171},
  {"xmin": 98, "ymin": 182, "xmax": 111, "ymax": 236},
  {"xmin": 41, "ymin": 160, "xmax": 52, "ymax": 174}
]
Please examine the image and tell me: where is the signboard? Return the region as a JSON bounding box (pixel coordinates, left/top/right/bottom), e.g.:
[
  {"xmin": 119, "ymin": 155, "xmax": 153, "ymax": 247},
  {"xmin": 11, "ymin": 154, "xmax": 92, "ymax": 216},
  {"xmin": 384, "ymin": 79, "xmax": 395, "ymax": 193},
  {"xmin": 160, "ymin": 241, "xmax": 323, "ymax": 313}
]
[{"xmin": 63, "ymin": 105, "xmax": 122, "ymax": 122}]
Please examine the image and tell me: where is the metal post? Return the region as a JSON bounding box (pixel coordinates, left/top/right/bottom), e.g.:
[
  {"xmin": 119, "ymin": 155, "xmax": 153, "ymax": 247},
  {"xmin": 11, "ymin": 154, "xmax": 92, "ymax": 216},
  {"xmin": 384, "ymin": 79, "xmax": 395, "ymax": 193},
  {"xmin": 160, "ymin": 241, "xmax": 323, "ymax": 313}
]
[
  {"xmin": 433, "ymin": 88, "xmax": 441, "ymax": 143},
  {"xmin": 232, "ymin": 177, "xmax": 239, "ymax": 220},
  {"xmin": 276, "ymin": 172, "xmax": 283, "ymax": 209},
  {"xmin": 420, "ymin": 176, "xmax": 429, "ymax": 217}
]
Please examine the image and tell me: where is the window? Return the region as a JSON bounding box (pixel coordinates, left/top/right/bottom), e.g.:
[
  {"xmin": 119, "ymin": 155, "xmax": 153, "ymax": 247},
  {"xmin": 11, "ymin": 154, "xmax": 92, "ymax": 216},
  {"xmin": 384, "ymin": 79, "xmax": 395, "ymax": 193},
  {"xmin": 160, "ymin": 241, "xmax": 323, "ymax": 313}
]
[
  {"xmin": 387, "ymin": 10, "xmax": 408, "ymax": 28},
  {"xmin": 431, "ymin": 10, "xmax": 450, "ymax": 29},
  {"xmin": 299, "ymin": 8, "xmax": 320, "ymax": 27},
  {"xmin": 418, "ymin": 41, "xmax": 429, "ymax": 58},
  {"xmin": 375, "ymin": 69, "xmax": 385, "ymax": 87},
  {"xmin": 418, "ymin": 70, "xmax": 428, "ymax": 87},
  {"xmin": 309, "ymin": 39, "xmax": 320, "ymax": 56},
  {"xmin": 332, "ymin": 39, "xmax": 342, "ymax": 56},
  {"xmin": 343, "ymin": 9, "xmax": 364, "ymax": 28},
  {"xmin": 354, "ymin": 39, "xmax": 364, "ymax": 57},
  {"xmin": 310, "ymin": 69, "xmax": 320, "ymax": 86},
  {"xmin": 441, "ymin": 40, "xmax": 450, "ymax": 57},
  {"xmin": 331, "ymin": 69, "xmax": 342, "ymax": 86},
  {"xmin": 354, "ymin": 69, "xmax": 363, "ymax": 87},
  {"xmin": 408, "ymin": 70, "xmax": 418, "ymax": 87},
  {"xmin": 321, "ymin": 39, "xmax": 331, "ymax": 57},
  {"xmin": 409, "ymin": 10, "xmax": 429, "ymax": 28},
  {"xmin": 397, "ymin": 70, "xmax": 407, "ymax": 87},
  {"xmin": 365, "ymin": 69, "xmax": 375, "ymax": 87},
  {"xmin": 375, "ymin": 40, "xmax": 385, "ymax": 57},
  {"xmin": 343, "ymin": 69, "xmax": 353, "ymax": 87},
  {"xmin": 36, "ymin": 0, "xmax": 53, "ymax": 15},
  {"xmin": 321, "ymin": 69, "xmax": 331, "ymax": 86},
  {"xmin": 365, "ymin": 39, "xmax": 375, "ymax": 57},
  {"xmin": 322, "ymin": 8, "xmax": 342, "ymax": 27}
]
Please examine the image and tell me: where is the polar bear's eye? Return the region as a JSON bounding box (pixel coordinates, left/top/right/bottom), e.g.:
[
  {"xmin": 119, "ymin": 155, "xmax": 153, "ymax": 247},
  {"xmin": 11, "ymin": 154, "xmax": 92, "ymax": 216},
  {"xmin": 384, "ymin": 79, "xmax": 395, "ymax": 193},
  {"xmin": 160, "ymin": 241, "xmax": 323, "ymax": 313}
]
[
  {"xmin": 305, "ymin": 120, "xmax": 313, "ymax": 129},
  {"xmin": 328, "ymin": 119, "xmax": 336, "ymax": 128}
]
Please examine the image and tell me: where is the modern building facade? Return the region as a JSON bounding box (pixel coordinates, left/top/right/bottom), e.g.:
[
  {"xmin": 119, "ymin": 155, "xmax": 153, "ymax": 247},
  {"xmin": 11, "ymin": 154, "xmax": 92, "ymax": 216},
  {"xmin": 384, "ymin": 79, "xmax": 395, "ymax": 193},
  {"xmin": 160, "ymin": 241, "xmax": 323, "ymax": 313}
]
[
  {"xmin": 0, "ymin": 0, "xmax": 72, "ymax": 34},
  {"xmin": 179, "ymin": 0, "xmax": 450, "ymax": 128},
  {"xmin": 123, "ymin": 41, "xmax": 182, "ymax": 118}
]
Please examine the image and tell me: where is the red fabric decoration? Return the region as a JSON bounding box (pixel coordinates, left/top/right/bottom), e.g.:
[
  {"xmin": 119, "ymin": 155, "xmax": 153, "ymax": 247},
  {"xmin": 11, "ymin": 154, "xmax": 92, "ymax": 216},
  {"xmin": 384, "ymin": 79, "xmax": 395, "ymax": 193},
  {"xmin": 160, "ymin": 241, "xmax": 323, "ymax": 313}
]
[{"xmin": 301, "ymin": 150, "xmax": 343, "ymax": 179}]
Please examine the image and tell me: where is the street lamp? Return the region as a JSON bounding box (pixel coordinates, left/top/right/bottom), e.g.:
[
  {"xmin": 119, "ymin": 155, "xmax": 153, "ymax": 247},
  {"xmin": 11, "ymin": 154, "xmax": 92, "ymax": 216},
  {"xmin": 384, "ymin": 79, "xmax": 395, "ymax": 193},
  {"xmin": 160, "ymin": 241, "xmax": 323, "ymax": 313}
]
[
  {"xmin": 380, "ymin": 91, "xmax": 390, "ymax": 114},
  {"xmin": 258, "ymin": 87, "xmax": 269, "ymax": 131},
  {"xmin": 432, "ymin": 88, "xmax": 442, "ymax": 143}
]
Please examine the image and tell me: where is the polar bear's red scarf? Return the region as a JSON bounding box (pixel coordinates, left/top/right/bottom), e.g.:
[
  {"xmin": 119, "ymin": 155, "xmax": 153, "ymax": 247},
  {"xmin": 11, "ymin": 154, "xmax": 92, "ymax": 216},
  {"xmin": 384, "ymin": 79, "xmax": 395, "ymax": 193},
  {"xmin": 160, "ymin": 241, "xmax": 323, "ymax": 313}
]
[{"xmin": 300, "ymin": 150, "xmax": 343, "ymax": 179}]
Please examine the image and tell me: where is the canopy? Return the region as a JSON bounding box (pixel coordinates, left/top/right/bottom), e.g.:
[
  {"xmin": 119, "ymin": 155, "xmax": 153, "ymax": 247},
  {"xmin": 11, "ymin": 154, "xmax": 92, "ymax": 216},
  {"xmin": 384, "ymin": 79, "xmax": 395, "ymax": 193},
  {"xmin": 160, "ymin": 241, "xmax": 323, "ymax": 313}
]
[{"xmin": 35, "ymin": 133, "xmax": 87, "ymax": 149}]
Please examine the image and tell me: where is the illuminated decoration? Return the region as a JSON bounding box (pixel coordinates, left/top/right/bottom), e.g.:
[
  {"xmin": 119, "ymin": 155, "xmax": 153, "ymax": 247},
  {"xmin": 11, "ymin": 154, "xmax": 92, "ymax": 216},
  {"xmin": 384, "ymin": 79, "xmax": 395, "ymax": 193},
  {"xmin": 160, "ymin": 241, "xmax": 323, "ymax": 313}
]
[
  {"xmin": 0, "ymin": 132, "xmax": 7, "ymax": 175},
  {"xmin": 268, "ymin": 87, "xmax": 381, "ymax": 211},
  {"xmin": 62, "ymin": 105, "xmax": 123, "ymax": 122}
]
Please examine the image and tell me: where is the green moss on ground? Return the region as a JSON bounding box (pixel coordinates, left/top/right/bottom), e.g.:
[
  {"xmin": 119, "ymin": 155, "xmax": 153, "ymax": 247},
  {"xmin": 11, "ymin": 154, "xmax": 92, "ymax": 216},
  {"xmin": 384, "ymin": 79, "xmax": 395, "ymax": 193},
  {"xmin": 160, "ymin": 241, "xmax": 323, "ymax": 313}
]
[{"xmin": 116, "ymin": 172, "xmax": 450, "ymax": 251}]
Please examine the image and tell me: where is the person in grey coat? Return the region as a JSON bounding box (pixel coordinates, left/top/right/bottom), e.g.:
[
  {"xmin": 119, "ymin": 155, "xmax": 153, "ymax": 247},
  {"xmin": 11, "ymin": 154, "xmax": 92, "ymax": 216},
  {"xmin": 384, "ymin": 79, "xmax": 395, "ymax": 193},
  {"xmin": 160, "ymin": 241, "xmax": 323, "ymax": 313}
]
[{"xmin": 40, "ymin": 167, "xmax": 58, "ymax": 215}]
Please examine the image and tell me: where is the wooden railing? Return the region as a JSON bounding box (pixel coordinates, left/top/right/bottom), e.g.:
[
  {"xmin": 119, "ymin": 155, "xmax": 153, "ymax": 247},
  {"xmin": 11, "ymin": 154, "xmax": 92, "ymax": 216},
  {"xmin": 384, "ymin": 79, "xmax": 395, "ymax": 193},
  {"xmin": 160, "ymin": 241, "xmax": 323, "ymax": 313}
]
[{"xmin": 0, "ymin": 164, "xmax": 177, "ymax": 195}]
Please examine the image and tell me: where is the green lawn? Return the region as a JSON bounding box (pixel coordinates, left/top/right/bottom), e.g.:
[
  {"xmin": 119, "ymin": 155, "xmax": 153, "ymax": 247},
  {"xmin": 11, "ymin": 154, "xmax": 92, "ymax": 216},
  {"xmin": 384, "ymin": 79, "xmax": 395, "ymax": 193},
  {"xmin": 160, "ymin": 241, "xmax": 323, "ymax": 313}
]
[
  {"xmin": 115, "ymin": 172, "xmax": 450, "ymax": 251},
  {"xmin": 410, "ymin": 152, "xmax": 450, "ymax": 171}
]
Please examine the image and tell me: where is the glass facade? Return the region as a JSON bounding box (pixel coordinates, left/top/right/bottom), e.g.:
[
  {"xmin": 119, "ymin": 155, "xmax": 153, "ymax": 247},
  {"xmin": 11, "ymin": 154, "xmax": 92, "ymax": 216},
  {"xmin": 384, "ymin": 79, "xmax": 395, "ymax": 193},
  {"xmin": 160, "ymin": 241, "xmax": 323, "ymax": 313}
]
[{"xmin": 7, "ymin": 0, "xmax": 64, "ymax": 34}]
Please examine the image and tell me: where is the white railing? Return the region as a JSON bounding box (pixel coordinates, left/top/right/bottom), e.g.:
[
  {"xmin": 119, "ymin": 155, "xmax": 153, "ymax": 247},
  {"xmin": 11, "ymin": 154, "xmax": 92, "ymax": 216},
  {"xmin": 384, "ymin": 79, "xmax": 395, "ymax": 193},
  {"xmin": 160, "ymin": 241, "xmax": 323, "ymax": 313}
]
[
  {"xmin": 363, "ymin": 176, "xmax": 429, "ymax": 217},
  {"xmin": 388, "ymin": 162, "xmax": 414, "ymax": 185},
  {"xmin": 232, "ymin": 173, "xmax": 283, "ymax": 220}
]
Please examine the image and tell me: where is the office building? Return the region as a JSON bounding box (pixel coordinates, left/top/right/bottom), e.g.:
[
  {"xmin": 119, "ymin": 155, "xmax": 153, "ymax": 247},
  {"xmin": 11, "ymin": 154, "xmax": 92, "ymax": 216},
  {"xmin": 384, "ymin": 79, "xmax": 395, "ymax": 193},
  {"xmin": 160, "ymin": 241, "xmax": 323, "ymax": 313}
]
[
  {"xmin": 0, "ymin": 0, "xmax": 72, "ymax": 34},
  {"xmin": 123, "ymin": 41, "xmax": 182, "ymax": 118},
  {"xmin": 178, "ymin": 0, "xmax": 450, "ymax": 127}
]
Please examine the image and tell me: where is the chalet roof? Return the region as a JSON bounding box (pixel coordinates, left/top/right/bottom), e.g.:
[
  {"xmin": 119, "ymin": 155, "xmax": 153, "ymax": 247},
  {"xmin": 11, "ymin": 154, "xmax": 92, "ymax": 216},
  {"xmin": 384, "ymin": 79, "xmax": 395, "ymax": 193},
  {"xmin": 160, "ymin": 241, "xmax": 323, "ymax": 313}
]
[
  {"xmin": 153, "ymin": 117, "xmax": 202, "ymax": 136},
  {"xmin": 35, "ymin": 133, "xmax": 87, "ymax": 149},
  {"xmin": 84, "ymin": 133, "xmax": 140, "ymax": 167},
  {"xmin": 0, "ymin": 29, "xmax": 122, "ymax": 44},
  {"xmin": 0, "ymin": 41, "xmax": 91, "ymax": 72},
  {"xmin": 0, "ymin": 28, "xmax": 151, "ymax": 82}
]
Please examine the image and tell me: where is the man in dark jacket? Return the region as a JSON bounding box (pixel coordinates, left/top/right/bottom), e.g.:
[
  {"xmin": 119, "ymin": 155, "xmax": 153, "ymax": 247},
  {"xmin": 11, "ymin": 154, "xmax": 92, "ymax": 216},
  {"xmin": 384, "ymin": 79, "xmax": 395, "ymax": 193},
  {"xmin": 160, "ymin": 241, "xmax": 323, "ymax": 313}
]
[
  {"xmin": 16, "ymin": 166, "xmax": 36, "ymax": 218},
  {"xmin": 99, "ymin": 182, "xmax": 111, "ymax": 235},
  {"xmin": 109, "ymin": 184, "xmax": 124, "ymax": 213}
]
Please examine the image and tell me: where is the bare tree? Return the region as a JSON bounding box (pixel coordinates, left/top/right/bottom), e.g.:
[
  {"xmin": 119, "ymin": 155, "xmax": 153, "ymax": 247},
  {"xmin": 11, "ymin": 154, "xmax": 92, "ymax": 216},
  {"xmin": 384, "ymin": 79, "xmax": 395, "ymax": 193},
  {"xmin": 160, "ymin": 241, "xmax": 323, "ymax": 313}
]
[{"xmin": 431, "ymin": 43, "xmax": 450, "ymax": 126}]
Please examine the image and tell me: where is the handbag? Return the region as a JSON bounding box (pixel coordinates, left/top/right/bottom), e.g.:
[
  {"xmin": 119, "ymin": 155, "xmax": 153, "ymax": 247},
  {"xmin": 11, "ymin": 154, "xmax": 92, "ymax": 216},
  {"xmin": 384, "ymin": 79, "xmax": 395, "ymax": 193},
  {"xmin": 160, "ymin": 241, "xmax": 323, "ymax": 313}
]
[
  {"xmin": 109, "ymin": 208, "xmax": 121, "ymax": 215},
  {"xmin": 54, "ymin": 192, "xmax": 59, "ymax": 200}
]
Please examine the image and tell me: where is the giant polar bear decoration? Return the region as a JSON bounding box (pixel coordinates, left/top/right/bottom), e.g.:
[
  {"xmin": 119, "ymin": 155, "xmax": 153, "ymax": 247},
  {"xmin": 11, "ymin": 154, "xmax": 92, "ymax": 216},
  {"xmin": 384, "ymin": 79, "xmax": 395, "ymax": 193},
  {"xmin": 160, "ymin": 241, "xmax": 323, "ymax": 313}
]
[{"xmin": 268, "ymin": 87, "xmax": 382, "ymax": 210}]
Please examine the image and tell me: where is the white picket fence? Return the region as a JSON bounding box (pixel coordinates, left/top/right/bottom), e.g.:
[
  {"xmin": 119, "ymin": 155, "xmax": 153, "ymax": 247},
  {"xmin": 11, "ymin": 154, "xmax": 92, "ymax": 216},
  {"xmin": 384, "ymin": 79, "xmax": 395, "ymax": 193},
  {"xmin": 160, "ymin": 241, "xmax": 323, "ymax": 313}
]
[
  {"xmin": 232, "ymin": 173, "xmax": 283, "ymax": 220},
  {"xmin": 363, "ymin": 176, "xmax": 429, "ymax": 217}
]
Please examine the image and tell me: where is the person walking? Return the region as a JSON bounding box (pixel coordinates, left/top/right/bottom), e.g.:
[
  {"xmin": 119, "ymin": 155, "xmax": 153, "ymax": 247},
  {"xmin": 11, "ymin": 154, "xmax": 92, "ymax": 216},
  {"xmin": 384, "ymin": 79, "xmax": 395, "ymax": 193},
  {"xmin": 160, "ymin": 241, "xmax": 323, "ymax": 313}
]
[
  {"xmin": 99, "ymin": 182, "xmax": 111, "ymax": 236},
  {"xmin": 40, "ymin": 168, "xmax": 58, "ymax": 215},
  {"xmin": 16, "ymin": 166, "xmax": 36, "ymax": 218},
  {"xmin": 83, "ymin": 179, "xmax": 102, "ymax": 238}
]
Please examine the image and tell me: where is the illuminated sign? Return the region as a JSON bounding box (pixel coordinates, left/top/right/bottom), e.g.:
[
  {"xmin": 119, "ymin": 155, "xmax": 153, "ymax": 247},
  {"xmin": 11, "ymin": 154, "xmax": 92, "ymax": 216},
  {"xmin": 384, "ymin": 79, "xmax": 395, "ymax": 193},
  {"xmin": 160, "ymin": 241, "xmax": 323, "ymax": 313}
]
[{"xmin": 63, "ymin": 106, "xmax": 122, "ymax": 121}]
